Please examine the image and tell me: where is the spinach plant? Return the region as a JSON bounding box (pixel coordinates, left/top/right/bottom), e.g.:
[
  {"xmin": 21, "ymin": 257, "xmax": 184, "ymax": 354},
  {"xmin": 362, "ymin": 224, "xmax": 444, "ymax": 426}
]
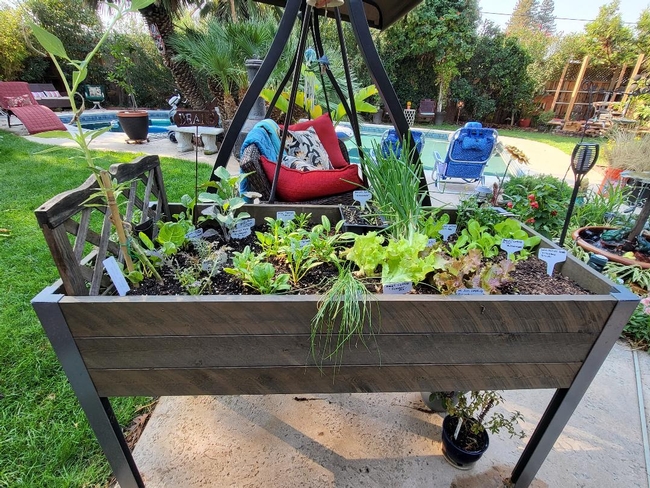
[{"xmin": 224, "ymin": 246, "xmax": 291, "ymax": 294}]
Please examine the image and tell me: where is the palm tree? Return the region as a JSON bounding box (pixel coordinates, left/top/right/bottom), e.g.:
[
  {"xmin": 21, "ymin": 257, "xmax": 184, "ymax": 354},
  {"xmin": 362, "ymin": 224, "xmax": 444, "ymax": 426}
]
[{"xmin": 86, "ymin": 0, "xmax": 206, "ymax": 109}]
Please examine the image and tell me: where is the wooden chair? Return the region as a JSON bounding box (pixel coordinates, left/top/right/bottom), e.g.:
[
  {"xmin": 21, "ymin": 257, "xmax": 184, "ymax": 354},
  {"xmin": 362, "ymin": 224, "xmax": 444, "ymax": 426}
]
[
  {"xmin": 34, "ymin": 155, "xmax": 170, "ymax": 296},
  {"xmin": 415, "ymin": 98, "xmax": 436, "ymax": 123}
]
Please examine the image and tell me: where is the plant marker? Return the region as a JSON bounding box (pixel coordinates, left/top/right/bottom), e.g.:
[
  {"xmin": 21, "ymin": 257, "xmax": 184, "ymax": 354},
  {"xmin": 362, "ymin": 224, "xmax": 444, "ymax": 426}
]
[
  {"xmin": 453, "ymin": 418, "xmax": 463, "ymax": 441},
  {"xmin": 538, "ymin": 248, "xmax": 567, "ymax": 275},
  {"xmin": 103, "ymin": 256, "xmax": 130, "ymax": 296},
  {"xmin": 501, "ymin": 239, "xmax": 524, "ymax": 259},
  {"xmin": 353, "ymin": 190, "xmax": 372, "ymax": 210},
  {"xmin": 440, "ymin": 224, "xmax": 457, "ymax": 242},
  {"xmin": 277, "ymin": 211, "xmax": 295, "ymax": 222}
]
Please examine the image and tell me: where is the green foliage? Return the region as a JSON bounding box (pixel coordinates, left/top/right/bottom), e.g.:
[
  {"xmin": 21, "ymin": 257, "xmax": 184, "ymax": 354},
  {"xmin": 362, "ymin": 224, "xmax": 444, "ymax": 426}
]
[
  {"xmin": 0, "ymin": 6, "xmax": 29, "ymax": 80},
  {"xmin": 156, "ymin": 221, "xmax": 188, "ymax": 256},
  {"xmin": 278, "ymin": 237, "xmax": 322, "ymax": 287},
  {"xmin": 456, "ymin": 195, "xmax": 504, "ymax": 230},
  {"xmin": 570, "ymin": 185, "xmax": 630, "ymax": 228},
  {"xmin": 445, "ymin": 391, "xmax": 525, "ymax": 441},
  {"xmin": 458, "ymin": 220, "xmax": 499, "ymax": 259},
  {"xmin": 624, "ymin": 301, "xmax": 650, "ymax": 346},
  {"xmin": 584, "ymin": 0, "xmax": 637, "ymax": 68},
  {"xmin": 225, "ymin": 246, "xmax": 291, "ymax": 294},
  {"xmin": 502, "ymin": 174, "xmax": 571, "ymax": 237},
  {"xmin": 493, "ymin": 218, "xmax": 542, "ymax": 257},
  {"xmin": 310, "ymin": 266, "xmax": 376, "ymax": 369},
  {"xmin": 604, "ymin": 262, "xmax": 650, "ymax": 292}
]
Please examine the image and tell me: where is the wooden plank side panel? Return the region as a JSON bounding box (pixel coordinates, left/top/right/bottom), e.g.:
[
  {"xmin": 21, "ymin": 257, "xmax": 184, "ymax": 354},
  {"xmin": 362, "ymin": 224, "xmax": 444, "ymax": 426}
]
[
  {"xmin": 61, "ymin": 296, "xmax": 616, "ymax": 337},
  {"xmin": 90, "ymin": 363, "xmax": 582, "ymax": 396},
  {"xmin": 76, "ymin": 333, "xmax": 597, "ymax": 369}
]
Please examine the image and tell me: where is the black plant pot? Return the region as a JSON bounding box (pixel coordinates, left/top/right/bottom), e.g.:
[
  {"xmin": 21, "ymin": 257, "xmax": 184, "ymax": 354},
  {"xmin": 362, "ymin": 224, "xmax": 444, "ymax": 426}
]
[
  {"xmin": 134, "ymin": 218, "xmax": 154, "ymax": 241},
  {"xmin": 434, "ymin": 111, "xmax": 445, "ymax": 125},
  {"xmin": 117, "ymin": 110, "xmax": 149, "ymax": 142},
  {"xmin": 441, "ymin": 415, "xmax": 489, "ymax": 470},
  {"xmin": 339, "ymin": 204, "xmax": 388, "ymax": 235}
]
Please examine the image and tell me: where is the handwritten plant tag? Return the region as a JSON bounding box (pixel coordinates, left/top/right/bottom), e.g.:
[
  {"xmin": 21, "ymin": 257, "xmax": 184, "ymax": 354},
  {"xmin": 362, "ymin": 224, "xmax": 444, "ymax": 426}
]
[
  {"xmin": 237, "ymin": 218, "xmax": 255, "ymax": 229},
  {"xmin": 185, "ymin": 228, "xmax": 203, "ymax": 240},
  {"xmin": 538, "ymin": 248, "xmax": 567, "ymax": 276},
  {"xmin": 299, "ymin": 239, "xmax": 311, "ymax": 248},
  {"xmin": 500, "ymin": 238, "xmax": 524, "ymax": 258},
  {"xmin": 383, "ymin": 282, "xmax": 412, "ymax": 294},
  {"xmin": 231, "ymin": 227, "xmax": 251, "ymax": 239},
  {"xmin": 103, "ymin": 256, "xmax": 130, "ymax": 297},
  {"xmin": 277, "ymin": 211, "xmax": 295, "ymax": 223},
  {"xmin": 427, "ymin": 238, "xmax": 437, "ymax": 247},
  {"xmin": 440, "ymin": 224, "xmax": 457, "ymax": 242},
  {"xmin": 456, "ymin": 288, "xmax": 486, "ymax": 295},
  {"xmin": 353, "ymin": 190, "xmax": 372, "ymax": 209},
  {"xmin": 202, "ymin": 229, "xmax": 218, "ymax": 239}
]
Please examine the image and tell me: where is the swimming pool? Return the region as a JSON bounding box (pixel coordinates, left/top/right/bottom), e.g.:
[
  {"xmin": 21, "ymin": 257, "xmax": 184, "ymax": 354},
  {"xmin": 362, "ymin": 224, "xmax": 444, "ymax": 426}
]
[
  {"xmin": 57, "ymin": 110, "xmax": 171, "ymax": 134},
  {"xmin": 343, "ymin": 124, "xmax": 507, "ymax": 178}
]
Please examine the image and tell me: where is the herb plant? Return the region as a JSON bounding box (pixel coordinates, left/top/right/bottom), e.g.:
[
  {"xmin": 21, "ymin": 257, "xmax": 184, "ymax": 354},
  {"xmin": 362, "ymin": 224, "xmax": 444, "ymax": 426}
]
[{"xmin": 225, "ymin": 246, "xmax": 291, "ymax": 294}]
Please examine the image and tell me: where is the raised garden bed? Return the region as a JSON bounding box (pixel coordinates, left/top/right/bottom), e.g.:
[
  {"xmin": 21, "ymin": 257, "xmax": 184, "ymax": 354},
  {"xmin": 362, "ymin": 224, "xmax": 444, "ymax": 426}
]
[{"xmin": 33, "ymin": 198, "xmax": 638, "ymax": 488}]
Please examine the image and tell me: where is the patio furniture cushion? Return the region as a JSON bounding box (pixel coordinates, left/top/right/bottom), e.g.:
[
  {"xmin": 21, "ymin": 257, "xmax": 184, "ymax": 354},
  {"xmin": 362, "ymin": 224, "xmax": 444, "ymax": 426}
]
[
  {"xmin": 284, "ymin": 127, "xmax": 332, "ymax": 169},
  {"xmin": 289, "ymin": 114, "xmax": 348, "ymax": 169},
  {"xmin": 4, "ymin": 95, "xmax": 33, "ymax": 107},
  {"xmin": 260, "ymin": 155, "xmax": 363, "ymax": 202}
]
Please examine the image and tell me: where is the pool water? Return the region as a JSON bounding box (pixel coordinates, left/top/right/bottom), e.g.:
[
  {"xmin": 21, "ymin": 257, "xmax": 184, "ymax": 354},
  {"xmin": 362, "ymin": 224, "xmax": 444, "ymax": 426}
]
[
  {"xmin": 344, "ymin": 128, "xmax": 506, "ymax": 178},
  {"xmin": 82, "ymin": 118, "xmax": 170, "ymax": 133}
]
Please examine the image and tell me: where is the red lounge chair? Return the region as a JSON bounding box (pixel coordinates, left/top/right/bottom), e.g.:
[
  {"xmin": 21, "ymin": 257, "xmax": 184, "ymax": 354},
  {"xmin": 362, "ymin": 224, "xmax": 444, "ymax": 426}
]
[{"xmin": 0, "ymin": 82, "xmax": 66, "ymax": 134}]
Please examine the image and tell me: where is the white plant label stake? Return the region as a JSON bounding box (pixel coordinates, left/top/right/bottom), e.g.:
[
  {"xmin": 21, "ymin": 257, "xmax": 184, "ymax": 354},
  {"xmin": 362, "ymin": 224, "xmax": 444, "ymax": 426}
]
[
  {"xmin": 453, "ymin": 418, "xmax": 463, "ymax": 440},
  {"xmin": 231, "ymin": 227, "xmax": 251, "ymax": 239},
  {"xmin": 383, "ymin": 282, "xmax": 413, "ymax": 294},
  {"xmin": 427, "ymin": 238, "xmax": 437, "ymax": 248},
  {"xmin": 440, "ymin": 224, "xmax": 457, "ymax": 242},
  {"xmin": 538, "ymin": 248, "xmax": 567, "ymax": 276},
  {"xmin": 277, "ymin": 211, "xmax": 295, "ymax": 223},
  {"xmin": 103, "ymin": 256, "xmax": 130, "ymax": 297},
  {"xmin": 353, "ymin": 190, "xmax": 372, "ymax": 210},
  {"xmin": 185, "ymin": 228, "xmax": 203, "ymax": 240},
  {"xmin": 500, "ymin": 239, "xmax": 524, "ymax": 259},
  {"xmin": 456, "ymin": 288, "xmax": 486, "ymax": 295},
  {"xmin": 299, "ymin": 239, "xmax": 311, "ymax": 248}
]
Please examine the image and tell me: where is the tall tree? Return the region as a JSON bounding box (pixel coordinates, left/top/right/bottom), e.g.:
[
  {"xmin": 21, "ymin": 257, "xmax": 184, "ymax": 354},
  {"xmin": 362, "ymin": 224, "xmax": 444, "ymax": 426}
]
[
  {"xmin": 505, "ymin": 0, "xmax": 538, "ymax": 34},
  {"xmin": 0, "ymin": 6, "xmax": 29, "ymax": 81},
  {"xmin": 584, "ymin": 0, "xmax": 635, "ymax": 68},
  {"xmin": 636, "ymin": 8, "xmax": 650, "ymax": 58},
  {"xmin": 86, "ymin": 0, "xmax": 206, "ymax": 109},
  {"xmin": 536, "ymin": 0, "xmax": 555, "ymax": 34}
]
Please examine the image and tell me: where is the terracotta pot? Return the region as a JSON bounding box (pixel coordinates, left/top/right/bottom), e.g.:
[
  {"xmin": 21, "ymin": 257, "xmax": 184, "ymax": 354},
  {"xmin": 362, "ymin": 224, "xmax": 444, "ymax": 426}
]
[
  {"xmin": 518, "ymin": 118, "xmax": 531, "ymax": 128},
  {"xmin": 117, "ymin": 110, "xmax": 149, "ymax": 142},
  {"xmin": 572, "ymin": 225, "xmax": 650, "ymax": 269}
]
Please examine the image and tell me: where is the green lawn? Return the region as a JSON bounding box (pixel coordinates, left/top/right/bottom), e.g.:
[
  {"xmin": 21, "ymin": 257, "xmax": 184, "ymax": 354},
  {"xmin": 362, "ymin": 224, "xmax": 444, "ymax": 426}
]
[{"xmin": 0, "ymin": 132, "xmax": 211, "ymax": 487}]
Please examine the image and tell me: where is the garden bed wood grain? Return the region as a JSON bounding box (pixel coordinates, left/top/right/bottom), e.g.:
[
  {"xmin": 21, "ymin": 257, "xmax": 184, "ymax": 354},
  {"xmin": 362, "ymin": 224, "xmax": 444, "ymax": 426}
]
[{"xmin": 33, "ymin": 204, "xmax": 638, "ymax": 488}]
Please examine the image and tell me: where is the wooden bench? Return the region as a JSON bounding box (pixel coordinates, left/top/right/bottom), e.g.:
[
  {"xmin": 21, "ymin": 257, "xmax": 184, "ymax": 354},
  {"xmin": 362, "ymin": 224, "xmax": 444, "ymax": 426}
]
[
  {"xmin": 28, "ymin": 83, "xmax": 72, "ymax": 110},
  {"xmin": 31, "ymin": 168, "xmax": 638, "ymax": 488},
  {"xmin": 167, "ymin": 124, "xmax": 224, "ymax": 155}
]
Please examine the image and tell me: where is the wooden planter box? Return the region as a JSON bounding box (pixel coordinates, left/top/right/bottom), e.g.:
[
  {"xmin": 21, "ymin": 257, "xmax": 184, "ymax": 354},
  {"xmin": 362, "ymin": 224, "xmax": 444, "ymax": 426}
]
[{"xmin": 32, "ymin": 204, "xmax": 638, "ymax": 488}]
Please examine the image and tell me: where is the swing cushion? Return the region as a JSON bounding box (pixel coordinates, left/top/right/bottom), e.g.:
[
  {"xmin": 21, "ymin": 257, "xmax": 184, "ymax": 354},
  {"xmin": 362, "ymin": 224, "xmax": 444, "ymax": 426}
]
[
  {"xmin": 289, "ymin": 114, "xmax": 348, "ymax": 169},
  {"xmin": 260, "ymin": 155, "xmax": 363, "ymax": 202}
]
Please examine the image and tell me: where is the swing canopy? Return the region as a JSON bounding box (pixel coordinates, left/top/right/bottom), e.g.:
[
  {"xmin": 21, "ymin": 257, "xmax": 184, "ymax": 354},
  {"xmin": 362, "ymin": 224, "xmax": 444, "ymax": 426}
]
[{"xmin": 253, "ymin": 0, "xmax": 423, "ymax": 30}]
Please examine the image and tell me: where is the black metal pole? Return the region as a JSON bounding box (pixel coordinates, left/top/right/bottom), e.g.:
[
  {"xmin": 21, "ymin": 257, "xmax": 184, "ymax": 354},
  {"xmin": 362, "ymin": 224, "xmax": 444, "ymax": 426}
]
[
  {"xmin": 269, "ymin": 4, "xmax": 314, "ymax": 203},
  {"xmin": 265, "ymin": 48, "xmax": 300, "ymax": 120},
  {"xmin": 211, "ymin": 0, "xmax": 301, "ymax": 176},
  {"xmin": 309, "ymin": 14, "xmax": 331, "ymax": 117},
  {"xmin": 559, "ymin": 175, "xmax": 582, "ymax": 247}
]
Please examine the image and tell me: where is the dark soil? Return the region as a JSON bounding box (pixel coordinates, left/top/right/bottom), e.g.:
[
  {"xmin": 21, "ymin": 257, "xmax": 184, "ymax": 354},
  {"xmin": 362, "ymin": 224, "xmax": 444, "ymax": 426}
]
[
  {"xmin": 340, "ymin": 205, "xmax": 387, "ymax": 229},
  {"xmin": 129, "ymin": 226, "xmax": 590, "ymax": 297},
  {"xmin": 444, "ymin": 416, "xmax": 489, "ymax": 453}
]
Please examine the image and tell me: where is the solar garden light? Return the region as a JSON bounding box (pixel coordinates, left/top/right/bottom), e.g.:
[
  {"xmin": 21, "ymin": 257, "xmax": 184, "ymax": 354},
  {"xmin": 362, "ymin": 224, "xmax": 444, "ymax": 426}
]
[{"xmin": 558, "ymin": 142, "xmax": 600, "ymax": 247}]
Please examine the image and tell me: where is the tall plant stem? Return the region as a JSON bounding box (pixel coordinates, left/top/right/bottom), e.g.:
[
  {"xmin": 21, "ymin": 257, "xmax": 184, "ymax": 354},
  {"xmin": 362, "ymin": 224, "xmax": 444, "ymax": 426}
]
[{"xmin": 100, "ymin": 171, "xmax": 134, "ymax": 272}]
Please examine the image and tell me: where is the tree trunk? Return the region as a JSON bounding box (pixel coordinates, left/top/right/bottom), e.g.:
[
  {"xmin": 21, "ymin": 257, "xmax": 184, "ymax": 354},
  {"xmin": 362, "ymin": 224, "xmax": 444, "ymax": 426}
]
[{"xmin": 139, "ymin": 4, "xmax": 206, "ymax": 110}]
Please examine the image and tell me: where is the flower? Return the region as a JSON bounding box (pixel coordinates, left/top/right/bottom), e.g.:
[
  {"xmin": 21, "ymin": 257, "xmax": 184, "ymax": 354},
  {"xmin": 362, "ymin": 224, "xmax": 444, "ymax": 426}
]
[
  {"xmin": 506, "ymin": 201, "xmax": 513, "ymax": 209},
  {"xmin": 527, "ymin": 194, "xmax": 536, "ymax": 202},
  {"xmin": 551, "ymin": 210, "xmax": 558, "ymax": 216},
  {"xmin": 526, "ymin": 218, "xmax": 535, "ymax": 224},
  {"xmin": 530, "ymin": 201, "xmax": 539, "ymax": 209}
]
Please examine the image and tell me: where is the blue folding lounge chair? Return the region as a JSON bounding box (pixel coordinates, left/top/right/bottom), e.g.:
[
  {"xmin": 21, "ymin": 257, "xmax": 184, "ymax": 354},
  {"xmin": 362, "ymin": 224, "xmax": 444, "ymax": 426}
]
[{"xmin": 433, "ymin": 122, "xmax": 498, "ymax": 192}]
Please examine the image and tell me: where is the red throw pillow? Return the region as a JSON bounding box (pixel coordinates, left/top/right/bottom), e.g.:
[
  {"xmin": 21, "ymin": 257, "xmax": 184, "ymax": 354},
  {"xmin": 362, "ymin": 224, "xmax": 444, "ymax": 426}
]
[
  {"xmin": 4, "ymin": 95, "xmax": 32, "ymax": 108},
  {"xmin": 260, "ymin": 156, "xmax": 363, "ymax": 202},
  {"xmin": 289, "ymin": 114, "xmax": 348, "ymax": 169}
]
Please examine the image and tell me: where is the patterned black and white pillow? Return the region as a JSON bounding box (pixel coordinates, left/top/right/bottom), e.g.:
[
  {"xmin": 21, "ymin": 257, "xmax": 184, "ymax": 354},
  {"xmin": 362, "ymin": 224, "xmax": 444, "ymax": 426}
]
[
  {"xmin": 284, "ymin": 127, "xmax": 332, "ymax": 169},
  {"xmin": 281, "ymin": 154, "xmax": 319, "ymax": 172}
]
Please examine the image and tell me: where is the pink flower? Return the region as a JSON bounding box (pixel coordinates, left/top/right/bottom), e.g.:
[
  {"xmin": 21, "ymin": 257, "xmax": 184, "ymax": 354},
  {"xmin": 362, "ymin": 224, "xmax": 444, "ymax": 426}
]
[{"xmin": 530, "ymin": 201, "xmax": 539, "ymax": 209}]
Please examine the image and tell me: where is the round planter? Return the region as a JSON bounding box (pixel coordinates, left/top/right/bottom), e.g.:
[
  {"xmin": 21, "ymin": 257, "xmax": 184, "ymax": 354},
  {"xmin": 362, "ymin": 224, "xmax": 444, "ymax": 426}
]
[
  {"xmin": 420, "ymin": 391, "xmax": 460, "ymax": 412},
  {"xmin": 572, "ymin": 226, "xmax": 650, "ymax": 269},
  {"xmin": 518, "ymin": 118, "xmax": 531, "ymax": 128},
  {"xmin": 434, "ymin": 111, "xmax": 445, "ymax": 126},
  {"xmin": 441, "ymin": 415, "xmax": 489, "ymax": 470},
  {"xmin": 117, "ymin": 110, "xmax": 149, "ymax": 142}
]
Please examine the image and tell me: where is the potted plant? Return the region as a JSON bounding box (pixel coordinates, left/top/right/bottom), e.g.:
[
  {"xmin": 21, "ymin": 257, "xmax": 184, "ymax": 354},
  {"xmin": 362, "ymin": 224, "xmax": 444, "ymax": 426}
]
[
  {"xmin": 441, "ymin": 391, "xmax": 524, "ymax": 469},
  {"xmin": 536, "ymin": 110, "xmax": 556, "ymax": 132},
  {"xmin": 109, "ymin": 37, "xmax": 149, "ymax": 142},
  {"xmin": 573, "ymin": 130, "xmax": 650, "ymax": 267}
]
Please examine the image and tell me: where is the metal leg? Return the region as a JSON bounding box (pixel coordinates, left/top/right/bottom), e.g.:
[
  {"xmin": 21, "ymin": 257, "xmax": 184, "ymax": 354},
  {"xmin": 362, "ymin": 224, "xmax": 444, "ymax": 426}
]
[
  {"xmin": 210, "ymin": 0, "xmax": 302, "ymax": 176},
  {"xmin": 511, "ymin": 285, "xmax": 638, "ymax": 487},
  {"xmin": 347, "ymin": 0, "xmax": 431, "ymax": 207},
  {"xmin": 31, "ymin": 287, "xmax": 144, "ymax": 488}
]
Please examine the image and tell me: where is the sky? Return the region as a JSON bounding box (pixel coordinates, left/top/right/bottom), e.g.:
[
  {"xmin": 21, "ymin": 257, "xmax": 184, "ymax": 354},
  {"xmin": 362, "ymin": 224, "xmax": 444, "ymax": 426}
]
[{"xmin": 479, "ymin": 0, "xmax": 649, "ymax": 34}]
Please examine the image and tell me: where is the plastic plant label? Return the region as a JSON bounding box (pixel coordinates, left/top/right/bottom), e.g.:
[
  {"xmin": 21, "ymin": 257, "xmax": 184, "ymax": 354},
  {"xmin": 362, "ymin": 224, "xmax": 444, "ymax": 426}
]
[
  {"xmin": 237, "ymin": 218, "xmax": 255, "ymax": 229},
  {"xmin": 201, "ymin": 259, "xmax": 213, "ymax": 272},
  {"xmin": 353, "ymin": 190, "xmax": 372, "ymax": 209},
  {"xmin": 383, "ymin": 282, "xmax": 412, "ymax": 294},
  {"xmin": 277, "ymin": 211, "xmax": 295, "ymax": 223},
  {"xmin": 299, "ymin": 238, "xmax": 311, "ymax": 248},
  {"xmin": 202, "ymin": 229, "xmax": 218, "ymax": 239},
  {"xmin": 185, "ymin": 228, "xmax": 203, "ymax": 240},
  {"xmin": 456, "ymin": 288, "xmax": 486, "ymax": 295},
  {"xmin": 231, "ymin": 227, "xmax": 251, "ymax": 239},
  {"xmin": 103, "ymin": 256, "xmax": 130, "ymax": 297},
  {"xmin": 440, "ymin": 224, "xmax": 458, "ymax": 242},
  {"xmin": 501, "ymin": 238, "xmax": 524, "ymax": 258},
  {"xmin": 427, "ymin": 238, "xmax": 437, "ymax": 247},
  {"xmin": 538, "ymin": 248, "xmax": 567, "ymax": 276}
]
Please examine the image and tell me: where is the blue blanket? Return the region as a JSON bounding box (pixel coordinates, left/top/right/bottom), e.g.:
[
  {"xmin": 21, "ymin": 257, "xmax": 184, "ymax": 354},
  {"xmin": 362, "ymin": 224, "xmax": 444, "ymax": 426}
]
[{"xmin": 240, "ymin": 119, "xmax": 281, "ymax": 160}]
